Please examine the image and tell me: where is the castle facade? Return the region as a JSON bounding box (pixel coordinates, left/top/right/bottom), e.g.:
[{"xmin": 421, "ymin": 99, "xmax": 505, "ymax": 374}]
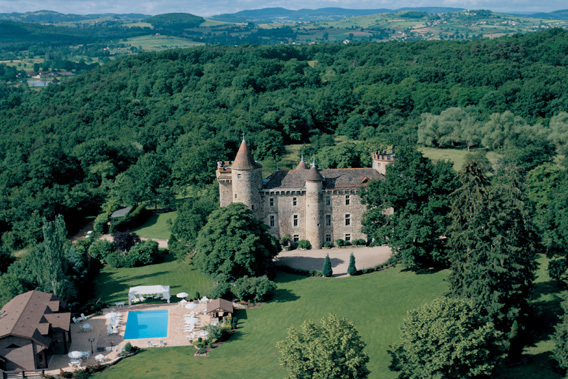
[{"xmin": 216, "ymin": 140, "xmax": 393, "ymax": 249}]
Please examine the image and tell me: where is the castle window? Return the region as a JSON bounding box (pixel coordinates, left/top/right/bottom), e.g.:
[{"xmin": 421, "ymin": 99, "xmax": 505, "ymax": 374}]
[
  {"xmin": 293, "ymin": 235, "xmax": 299, "ymax": 242},
  {"xmin": 345, "ymin": 195, "xmax": 350, "ymax": 205},
  {"xmin": 237, "ymin": 174, "xmax": 241, "ymax": 179},
  {"xmin": 269, "ymin": 215, "xmax": 275, "ymax": 228},
  {"xmin": 325, "ymin": 214, "xmax": 331, "ymax": 226},
  {"xmin": 345, "ymin": 233, "xmax": 351, "ymax": 242},
  {"xmin": 252, "ymin": 205, "xmax": 255, "ymax": 210},
  {"xmin": 234, "ymin": 194, "xmax": 237, "ymax": 199},
  {"xmin": 293, "ymin": 197, "xmax": 297, "ymax": 206},
  {"xmin": 345, "ymin": 214, "xmax": 351, "ymax": 226},
  {"xmin": 325, "ymin": 234, "xmax": 332, "ymax": 243},
  {"xmin": 293, "ymin": 215, "xmax": 298, "ymax": 227},
  {"xmin": 270, "ymin": 198, "xmax": 274, "ymax": 207},
  {"xmin": 325, "ymin": 195, "xmax": 331, "ymax": 206}
]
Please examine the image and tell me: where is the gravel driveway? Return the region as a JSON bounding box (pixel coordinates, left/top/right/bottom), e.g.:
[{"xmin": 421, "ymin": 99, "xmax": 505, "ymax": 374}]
[{"xmin": 275, "ymin": 245, "xmax": 392, "ymax": 278}]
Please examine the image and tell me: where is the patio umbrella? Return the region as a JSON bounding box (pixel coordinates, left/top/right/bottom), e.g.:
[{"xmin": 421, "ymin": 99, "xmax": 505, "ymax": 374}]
[
  {"xmin": 68, "ymin": 351, "xmax": 82, "ymax": 359},
  {"xmin": 176, "ymin": 292, "xmax": 189, "ymax": 299},
  {"xmin": 185, "ymin": 317, "xmax": 199, "ymax": 324}
]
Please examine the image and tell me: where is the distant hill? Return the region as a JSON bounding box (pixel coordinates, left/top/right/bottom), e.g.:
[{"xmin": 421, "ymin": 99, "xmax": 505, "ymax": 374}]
[
  {"xmin": 144, "ymin": 13, "xmax": 205, "ymax": 31},
  {"xmin": 527, "ymin": 9, "xmax": 568, "ymax": 20},
  {"xmin": 0, "ymin": 10, "xmax": 148, "ymax": 23},
  {"xmin": 210, "ymin": 7, "xmax": 465, "ymax": 23}
]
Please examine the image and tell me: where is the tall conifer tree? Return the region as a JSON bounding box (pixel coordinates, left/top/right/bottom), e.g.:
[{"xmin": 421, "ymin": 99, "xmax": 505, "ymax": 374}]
[{"xmin": 447, "ymin": 162, "xmax": 537, "ymax": 351}]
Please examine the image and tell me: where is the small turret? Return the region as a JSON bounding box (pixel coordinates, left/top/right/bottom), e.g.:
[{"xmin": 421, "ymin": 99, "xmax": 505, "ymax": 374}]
[
  {"xmin": 372, "ymin": 150, "xmax": 395, "ymax": 175},
  {"xmin": 305, "ymin": 161, "xmax": 323, "ymax": 248},
  {"xmin": 295, "ymin": 154, "xmax": 309, "ymax": 170},
  {"xmin": 231, "ymin": 138, "xmax": 263, "ymax": 216}
]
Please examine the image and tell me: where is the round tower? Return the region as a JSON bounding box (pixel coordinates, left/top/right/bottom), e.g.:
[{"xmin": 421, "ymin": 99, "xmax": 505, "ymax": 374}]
[
  {"xmin": 231, "ymin": 139, "xmax": 263, "ymax": 216},
  {"xmin": 305, "ymin": 163, "xmax": 323, "ymax": 249}
]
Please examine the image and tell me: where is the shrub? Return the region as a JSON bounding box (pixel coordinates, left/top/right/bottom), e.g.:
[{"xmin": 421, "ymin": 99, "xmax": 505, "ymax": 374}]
[
  {"xmin": 280, "ymin": 234, "xmax": 291, "ymax": 245},
  {"xmin": 93, "ymin": 213, "xmax": 110, "ymax": 235},
  {"xmin": 322, "ymin": 254, "xmax": 333, "ymax": 277},
  {"xmin": 124, "ymin": 342, "xmax": 133, "ymax": 353},
  {"xmin": 352, "ymin": 239, "xmax": 366, "ymax": 246},
  {"xmin": 208, "ymin": 282, "xmax": 233, "ymax": 300},
  {"xmin": 297, "ymin": 240, "xmax": 312, "ymax": 249},
  {"xmin": 232, "ymin": 275, "xmax": 277, "ymax": 303},
  {"xmin": 127, "ymin": 240, "xmax": 160, "ymax": 267},
  {"xmin": 335, "ymin": 239, "xmax": 351, "ymax": 247},
  {"xmin": 203, "ymin": 324, "xmax": 226, "ymax": 342},
  {"xmin": 113, "ymin": 231, "xmax": 141, "ymax": 252},
  {"xmin": 347, "ymin": 253, "xmax": 357, "ymax": 276},
  {"xmin": 88, "ymin": 240, "xmax": 116, "ymax": 262},
  {"xmin": 323, "ymin": 242, "xmax": 333, "ymax": 248},
  {"xmin": 105, "ymin": 250, "xmax": 125, "ymax": 268},
  {"xmin": 231, "ymin": 316, "xmax": 238, "ymax": 329}
]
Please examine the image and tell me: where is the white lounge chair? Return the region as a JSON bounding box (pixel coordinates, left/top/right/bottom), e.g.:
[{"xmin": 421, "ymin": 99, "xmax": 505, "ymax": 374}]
[
  {"xmin": 80, "ymin": 313, "xmax": 87, "ymax": 321},
  {"xmin": 159, "ymin": 340, "xmax": 166, "ymax": 347},
  {"xmin": 72, "ymin": 317, "xmax": 80, "ymax": 324}
]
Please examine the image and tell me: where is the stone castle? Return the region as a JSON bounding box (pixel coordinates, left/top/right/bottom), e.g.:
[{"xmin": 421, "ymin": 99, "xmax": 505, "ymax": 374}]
[{"xmin": 216, "ymin": 139, "xmax": 394, "ymax": 249}]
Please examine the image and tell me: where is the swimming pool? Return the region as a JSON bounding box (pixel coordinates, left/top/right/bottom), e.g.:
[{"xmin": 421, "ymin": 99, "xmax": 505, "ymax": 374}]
[{"xmin": 124, "ymin": 310, "xmax": 168, "ymax": 339}]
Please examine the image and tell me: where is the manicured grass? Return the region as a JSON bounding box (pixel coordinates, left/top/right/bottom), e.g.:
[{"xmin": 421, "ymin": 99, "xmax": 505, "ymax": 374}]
[
  {"xmin": 93, "ymin": 255, "xmax": 212, "ymax": 305},
  {"xmin": 419, "ymin": 147, "xmax": 501, "ymax": 171},
  {"xmin": 95, "ymin": 266, "xmax": 449, "ymax": 378},
  {"xmin": 131, "ymin": 211, "xmax": 176, "ymax": 240}
]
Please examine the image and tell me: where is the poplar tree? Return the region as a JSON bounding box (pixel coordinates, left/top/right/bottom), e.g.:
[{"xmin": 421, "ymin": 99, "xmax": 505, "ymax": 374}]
[{"xmin": 447, "ymin": 162, "xmax": 537, "ymax": 348}]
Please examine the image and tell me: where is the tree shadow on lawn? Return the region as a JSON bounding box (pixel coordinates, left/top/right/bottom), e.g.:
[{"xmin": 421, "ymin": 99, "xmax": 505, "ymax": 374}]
[
  {"xmin": 275, "ymin": 257, "xmax": 343, "ymax": 272},
  {"xmin": 272, "ymin": 288, "xmax": 300, "ymax": 303},
  {"xmin": 527, "ymin": 280, "xmax": 565, "ymax": 344},
  {"xmin": 496, "ymin": 351, "xmax": 564, "ymax": 379}
]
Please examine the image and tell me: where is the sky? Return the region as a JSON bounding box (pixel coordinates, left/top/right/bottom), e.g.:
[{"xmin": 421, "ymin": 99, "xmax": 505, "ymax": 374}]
[{"xmin": 0, "ymin": 0, "xmax": 565, "ymax": 17}]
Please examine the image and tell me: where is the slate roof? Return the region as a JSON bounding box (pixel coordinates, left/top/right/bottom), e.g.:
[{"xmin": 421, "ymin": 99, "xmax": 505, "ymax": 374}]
[
  {"xmin": 0, "ymin": 291, "xmax": 70, "ymax": 348},
  {"xmin": 263, "ymin": 168, "xmax": 383, "ymax": 190}
]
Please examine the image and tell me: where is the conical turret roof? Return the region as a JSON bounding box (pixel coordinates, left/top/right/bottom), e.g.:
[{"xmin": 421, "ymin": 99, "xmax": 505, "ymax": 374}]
[
  {"xmin": 295, "ymin": 155, "xmax": 308, "ymax": 170},
  {"xmin": 306, "ymin": 164, "xmax": 324, "ymax": 181},
  {"xmin": 232, "ymin": 140, "xmax": 261, "ymax": 170}
]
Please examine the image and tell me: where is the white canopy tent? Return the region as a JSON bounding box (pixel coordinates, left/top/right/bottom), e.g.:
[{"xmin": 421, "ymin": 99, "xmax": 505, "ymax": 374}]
[{"xmin": 128, "ymin": 285, "xmax": 171, "ymax": 305}]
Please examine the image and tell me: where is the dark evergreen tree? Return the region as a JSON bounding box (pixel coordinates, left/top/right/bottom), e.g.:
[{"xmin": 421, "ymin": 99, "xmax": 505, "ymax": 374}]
[
  {"xmin": 447, "ymin": 162, "xmax": 538, "ymax": 353},
  {"xmin": 347, "ymin": 253, "xmax": 357, "ymax": 276},
  {"xmin": 322, "ymin": 254, "xmax": 333, "ymax": 277},
  {"xmin": 362, "ymin": 146, "xmax": 458, "ymax": 270}
]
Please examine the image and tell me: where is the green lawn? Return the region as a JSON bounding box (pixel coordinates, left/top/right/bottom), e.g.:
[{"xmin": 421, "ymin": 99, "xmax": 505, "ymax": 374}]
[
  {"xmin": 95, "ymin": 266, "xmax": 449, "ymax": 378},
  {"xmin": 93, "ymin": 255, "xmax": 212, "ymax": 305},
  {"xmin": 419, "ymin": 147, "xmax": 501, "ymax": 171},
  {"xmin": 131, "ymin": 211, "xmax": 176, "ymax": 240}
]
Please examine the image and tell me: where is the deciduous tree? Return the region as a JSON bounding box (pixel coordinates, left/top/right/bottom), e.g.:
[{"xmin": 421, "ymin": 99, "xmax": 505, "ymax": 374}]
[
  {"xmin": 277, "ymin": 314, "xmax": 369, "ymax": 379},
  {"xmin": 389, "ymin": 297, "xmax": 505, "ymax": 378},
  {"xmin": 194, "ymin": 203, "xmax": 280, "ymax": 281}
]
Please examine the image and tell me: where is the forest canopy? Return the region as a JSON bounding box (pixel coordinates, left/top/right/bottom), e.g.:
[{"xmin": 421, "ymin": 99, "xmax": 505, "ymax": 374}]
[{"xmin": 1, "ymin": 28, "xmax": 568, "ymax": 250}]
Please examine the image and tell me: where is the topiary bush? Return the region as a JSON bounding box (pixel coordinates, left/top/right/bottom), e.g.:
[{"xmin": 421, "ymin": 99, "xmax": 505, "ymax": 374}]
[
  {"xmin": 232, "ymin": 275, "xmax": 277, "ymax": 303},
  {"xmin": 297, "ymin": 240, "xmax": 312, "ymax": 249},
  {"xmin": 322, "ymin": 254, "xmax": 333, "ymax": 277},
  {"xmin": 347, "ymin": 253, "xmax": 357, "ymax": 276}
]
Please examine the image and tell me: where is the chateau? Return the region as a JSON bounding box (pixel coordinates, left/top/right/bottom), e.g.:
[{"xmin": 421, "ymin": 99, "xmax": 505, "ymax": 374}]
[{"xmin": 216, "ymin": 139, "xmax": 393, "ymax": 249}]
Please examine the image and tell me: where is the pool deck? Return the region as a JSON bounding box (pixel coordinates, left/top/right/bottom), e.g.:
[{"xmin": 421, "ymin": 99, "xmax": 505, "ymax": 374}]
[{"xmin": 46, "ymin": 301, "xmax": 213, "ymax": 375}]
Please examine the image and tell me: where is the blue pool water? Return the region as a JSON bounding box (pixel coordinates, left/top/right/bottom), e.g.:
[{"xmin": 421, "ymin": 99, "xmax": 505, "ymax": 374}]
[{"xmin": 124, "ymin": 310, "xmax": 169, "ymax": 339}]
